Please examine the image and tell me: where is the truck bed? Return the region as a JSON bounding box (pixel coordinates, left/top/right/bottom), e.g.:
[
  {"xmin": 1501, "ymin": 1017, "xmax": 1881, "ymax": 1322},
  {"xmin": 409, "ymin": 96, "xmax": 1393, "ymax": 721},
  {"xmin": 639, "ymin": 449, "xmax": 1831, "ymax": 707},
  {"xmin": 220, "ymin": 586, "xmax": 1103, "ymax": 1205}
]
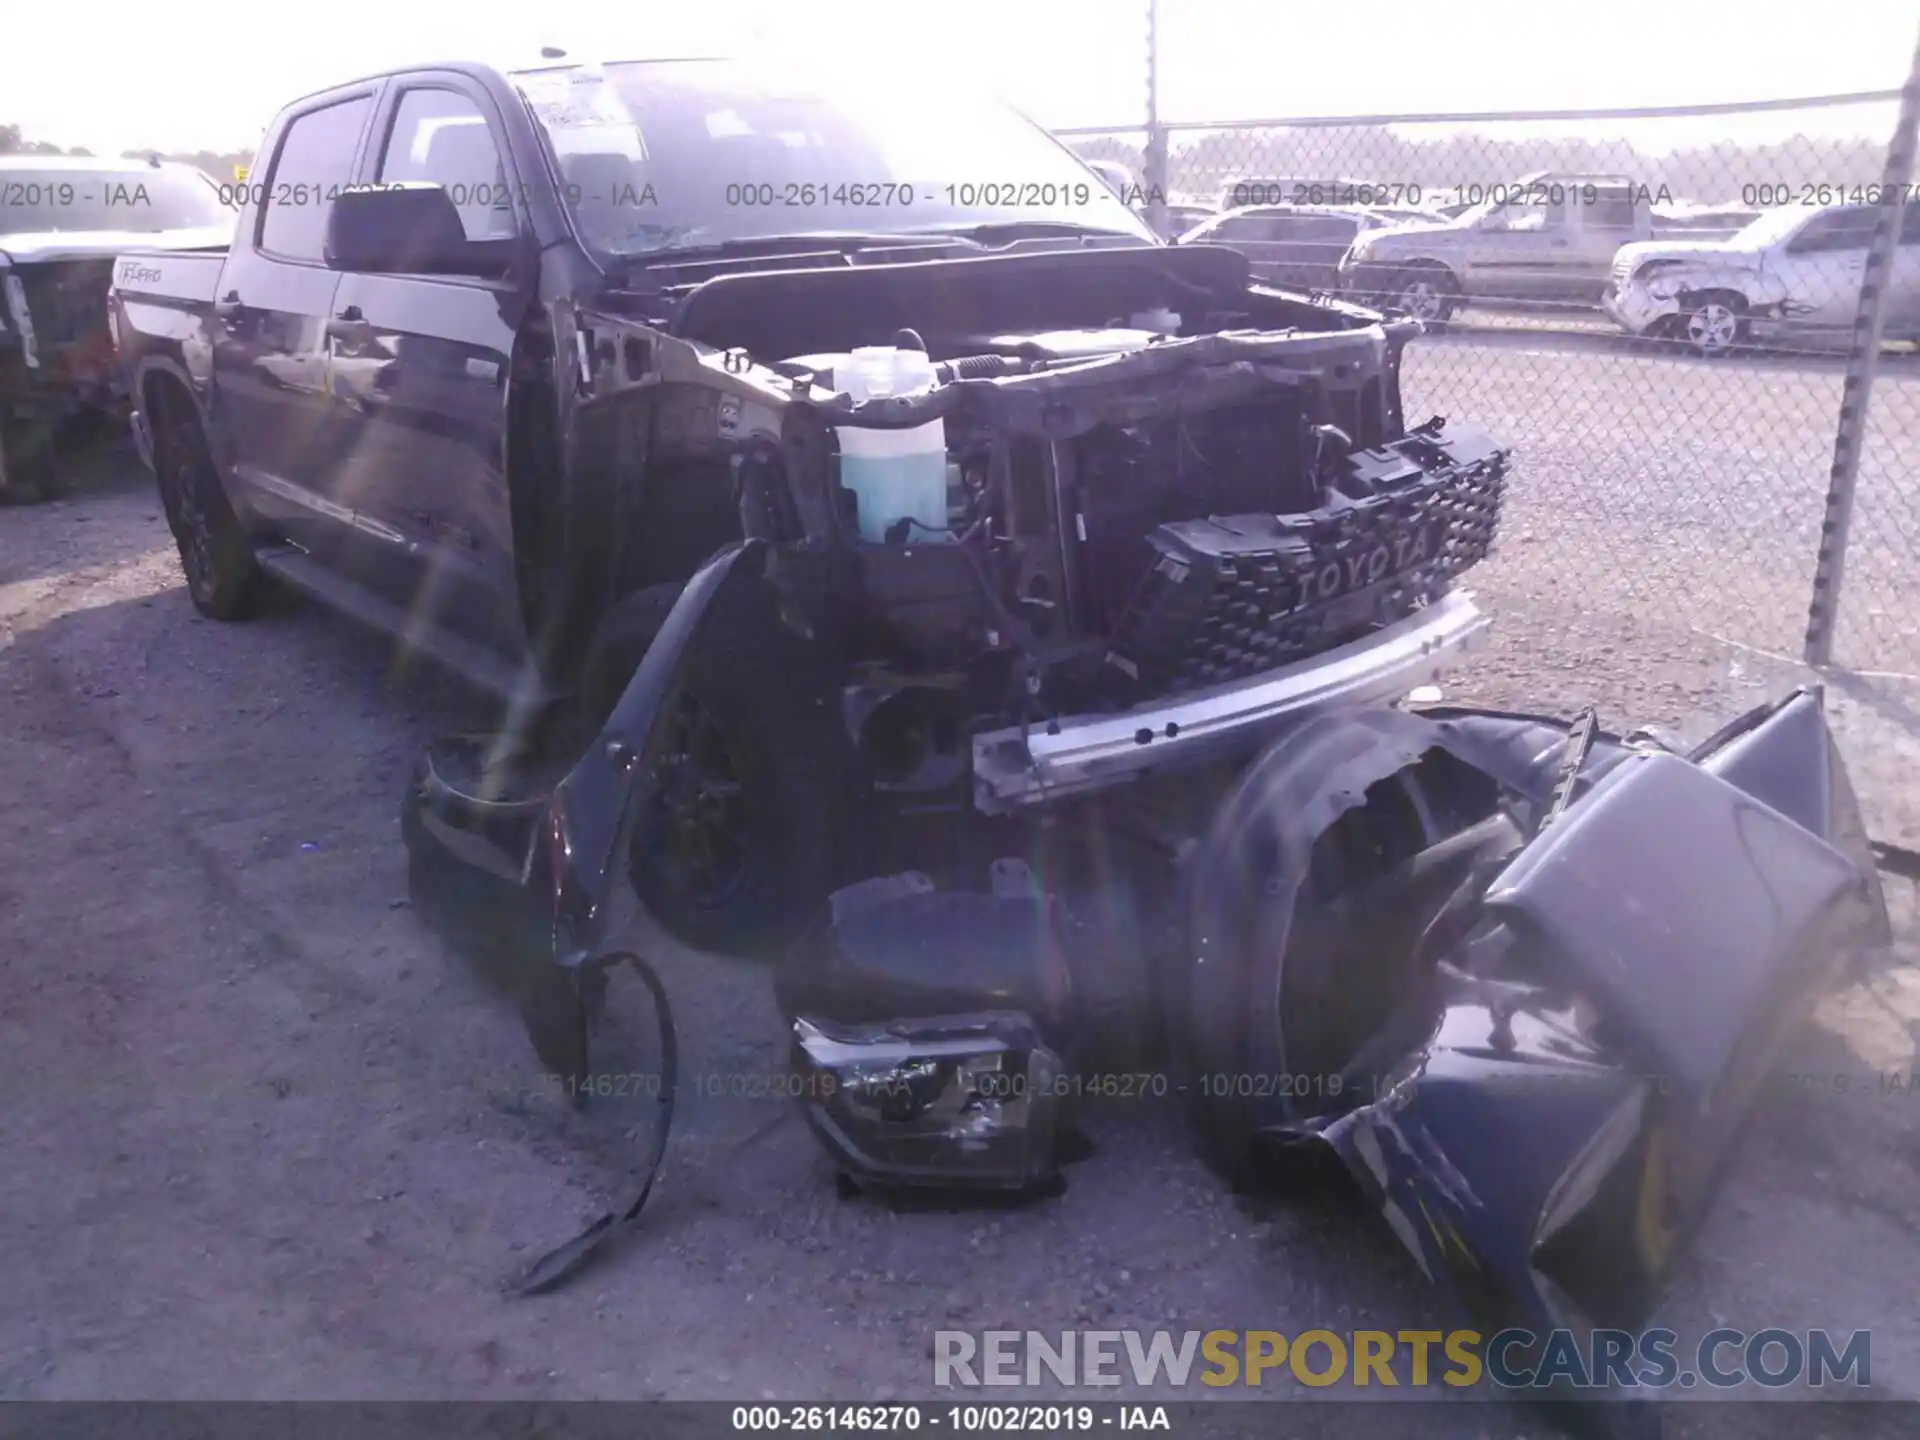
[{"xmin": 111, "ymin": 248, "xmax": 227, "ymax": 308}]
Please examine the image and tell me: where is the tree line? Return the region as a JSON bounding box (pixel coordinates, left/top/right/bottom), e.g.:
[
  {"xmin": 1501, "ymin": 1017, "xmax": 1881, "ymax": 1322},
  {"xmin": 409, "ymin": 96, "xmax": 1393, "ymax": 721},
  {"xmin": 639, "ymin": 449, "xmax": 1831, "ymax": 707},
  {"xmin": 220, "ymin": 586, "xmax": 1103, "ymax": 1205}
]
[{"xmin": 2, "ymin": 123, "xmax": 252, "ymax": 179}]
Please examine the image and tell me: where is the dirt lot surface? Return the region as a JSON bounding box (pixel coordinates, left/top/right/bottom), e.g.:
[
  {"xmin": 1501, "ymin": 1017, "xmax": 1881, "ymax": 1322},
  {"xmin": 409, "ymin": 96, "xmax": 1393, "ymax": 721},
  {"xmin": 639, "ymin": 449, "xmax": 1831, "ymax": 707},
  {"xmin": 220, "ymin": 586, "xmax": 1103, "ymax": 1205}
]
[{"xmin": 5, "ymin": 331, "xmax": 1920, "ymax": 1435}]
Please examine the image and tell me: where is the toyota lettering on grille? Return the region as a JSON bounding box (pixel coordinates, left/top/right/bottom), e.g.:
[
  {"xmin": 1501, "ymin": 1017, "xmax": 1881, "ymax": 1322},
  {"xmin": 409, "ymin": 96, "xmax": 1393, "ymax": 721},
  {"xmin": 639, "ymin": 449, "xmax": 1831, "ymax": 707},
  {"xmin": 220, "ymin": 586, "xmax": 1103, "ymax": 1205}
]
[{"xmin": 1290, "ymin": 525, "xmax": 1436, "ymax": 613}]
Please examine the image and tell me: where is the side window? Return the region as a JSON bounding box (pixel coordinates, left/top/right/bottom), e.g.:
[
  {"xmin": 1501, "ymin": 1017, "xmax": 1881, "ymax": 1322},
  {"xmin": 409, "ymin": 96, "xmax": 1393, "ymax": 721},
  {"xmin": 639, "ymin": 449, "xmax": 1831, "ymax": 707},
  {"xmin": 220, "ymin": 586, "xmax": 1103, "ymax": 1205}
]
[
  {"xmin": 1584, "ymin": 187, "xmax": 1638, "ymax": 228},
  {"xmin": 1487, "ymin": 200, "xmax": 1549, "ymax": 233},
  {"xmin": 1216, "ymin": 214, "xmax": 1281, "ymax": 242},
  {"xmin": 1259, "ymin": 215, "xmax": 1308, "ymax": 244},
  {"xmin": 258, "ymin": 96, "xmax": 373, "ymax": 262},
  {"xmin": 1791, "ymin": 206, "xmax": 1878, "ymax": 255},
  {"xmin": 1295, "ymin": 215, "xmax": 1359, "ymax": 246},
  {"xmin": 377, "ymin": 88, "xmax": 516, "ymax": 241}
]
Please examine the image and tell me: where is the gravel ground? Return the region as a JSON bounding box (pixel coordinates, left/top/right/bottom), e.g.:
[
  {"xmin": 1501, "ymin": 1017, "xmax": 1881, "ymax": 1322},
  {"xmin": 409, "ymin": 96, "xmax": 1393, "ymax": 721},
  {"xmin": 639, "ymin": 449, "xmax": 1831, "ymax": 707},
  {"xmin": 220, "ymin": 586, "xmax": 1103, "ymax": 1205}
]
[{"xmin": 3, "ymin": 330, "xmax": 1920, "ymax": 1435}]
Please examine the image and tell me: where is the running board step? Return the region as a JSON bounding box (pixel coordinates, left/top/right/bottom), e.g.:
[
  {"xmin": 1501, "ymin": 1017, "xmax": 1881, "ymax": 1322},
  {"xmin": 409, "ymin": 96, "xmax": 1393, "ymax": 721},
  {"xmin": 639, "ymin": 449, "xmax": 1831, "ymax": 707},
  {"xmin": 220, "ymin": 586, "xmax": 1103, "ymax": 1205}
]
[{"xmin": 253, "ymin": 546, "xmax": 560, "ymax": 707}]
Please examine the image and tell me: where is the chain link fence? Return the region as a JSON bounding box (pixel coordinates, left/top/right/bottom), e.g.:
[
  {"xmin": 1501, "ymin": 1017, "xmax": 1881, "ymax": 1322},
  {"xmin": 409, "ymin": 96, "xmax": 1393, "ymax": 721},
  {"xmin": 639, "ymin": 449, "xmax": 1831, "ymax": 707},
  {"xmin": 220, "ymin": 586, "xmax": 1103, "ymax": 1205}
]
[{"xmin": 1059, "ymin": 66, "xmax": 1920, "ymax": 691}]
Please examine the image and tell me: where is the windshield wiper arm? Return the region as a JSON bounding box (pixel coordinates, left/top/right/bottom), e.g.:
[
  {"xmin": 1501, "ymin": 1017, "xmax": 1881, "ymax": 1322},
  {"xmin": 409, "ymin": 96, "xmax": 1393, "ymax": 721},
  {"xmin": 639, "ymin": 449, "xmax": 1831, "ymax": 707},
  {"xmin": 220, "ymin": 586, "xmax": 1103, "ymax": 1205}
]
[
  {"xmin": 904, "ymin": 220, "xmax": 1151, "ymax": 245},
  {"xmin": 624, "ymin": 230, "xmax": 982, "ymax": 269}
]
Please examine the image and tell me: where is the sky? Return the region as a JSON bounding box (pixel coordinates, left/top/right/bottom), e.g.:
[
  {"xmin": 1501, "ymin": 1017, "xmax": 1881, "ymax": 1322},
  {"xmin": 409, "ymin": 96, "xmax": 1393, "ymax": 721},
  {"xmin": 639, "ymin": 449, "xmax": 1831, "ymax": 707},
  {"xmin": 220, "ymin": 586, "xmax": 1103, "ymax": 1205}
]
[{"xmin": 3, "ymin": 0, "xmax": 1916, "ymax": 156}]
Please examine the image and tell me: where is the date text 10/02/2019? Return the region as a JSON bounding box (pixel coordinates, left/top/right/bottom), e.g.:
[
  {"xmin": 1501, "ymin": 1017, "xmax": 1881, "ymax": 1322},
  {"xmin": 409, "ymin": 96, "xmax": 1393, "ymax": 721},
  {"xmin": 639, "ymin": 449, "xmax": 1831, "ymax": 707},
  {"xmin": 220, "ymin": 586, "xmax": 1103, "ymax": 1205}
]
[{"xmin": 731, "ymin": 1405, "xmax": 1170, "ymax": 1432}]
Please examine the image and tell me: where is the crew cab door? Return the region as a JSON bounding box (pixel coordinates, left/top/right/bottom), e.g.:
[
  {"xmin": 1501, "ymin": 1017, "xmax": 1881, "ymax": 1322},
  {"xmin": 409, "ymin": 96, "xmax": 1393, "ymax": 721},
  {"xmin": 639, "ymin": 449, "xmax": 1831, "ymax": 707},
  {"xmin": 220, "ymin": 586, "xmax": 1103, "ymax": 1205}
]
[
  {"xmin": 1457, "ymin": 195, "xmax": 1564, "ymax": 302},
  {"xmin": 325, "ymin": 75, "xmax": 536, "ymax": 659},
  {"xmin": 1774, "ymin": 205, "xmax": 1877, "ymax": 337},
  {"xmin": 1557, "ymin": 183, "xmax": 1641, "ymax": 304},
  {"xmin": 210, "ymin": 85, "xmax": 378, "ymax": 551}
]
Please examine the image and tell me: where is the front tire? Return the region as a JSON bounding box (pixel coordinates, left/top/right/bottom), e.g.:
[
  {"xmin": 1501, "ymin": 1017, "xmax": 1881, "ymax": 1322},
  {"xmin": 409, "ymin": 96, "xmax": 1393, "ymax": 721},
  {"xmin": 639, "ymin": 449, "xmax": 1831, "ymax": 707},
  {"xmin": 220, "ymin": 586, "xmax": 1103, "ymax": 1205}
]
[
  {"xmin": 579, "ymin": 578, "xmax": 856, "ymax": 957},
  {"xmin": 150, "ymin": 390, "xmax": 268, "ymax": 620},
  {"xmin": 1679, "ymin": 291, "xmax": 1749, "ymax": 359},
  {"xmin": 1389, "ymin": 265, "xmax": 1462, "ymax": 329}
]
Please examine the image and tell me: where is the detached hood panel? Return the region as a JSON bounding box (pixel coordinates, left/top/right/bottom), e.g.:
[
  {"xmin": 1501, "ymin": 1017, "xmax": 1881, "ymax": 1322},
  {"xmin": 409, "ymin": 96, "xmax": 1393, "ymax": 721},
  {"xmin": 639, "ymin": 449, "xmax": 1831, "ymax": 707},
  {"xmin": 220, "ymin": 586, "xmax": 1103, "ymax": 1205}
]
[{"xmin": 1613, "ymin": 237, "xmax": 1763, "ymax": 270}]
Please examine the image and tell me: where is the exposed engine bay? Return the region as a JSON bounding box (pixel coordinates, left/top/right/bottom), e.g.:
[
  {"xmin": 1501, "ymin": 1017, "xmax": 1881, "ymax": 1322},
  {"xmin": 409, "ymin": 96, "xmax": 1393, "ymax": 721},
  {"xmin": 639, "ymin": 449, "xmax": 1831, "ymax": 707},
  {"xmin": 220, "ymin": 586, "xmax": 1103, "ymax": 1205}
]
[{"xmin": 561, "ymin": 242, "xmax": 1506, "ymax": 814}]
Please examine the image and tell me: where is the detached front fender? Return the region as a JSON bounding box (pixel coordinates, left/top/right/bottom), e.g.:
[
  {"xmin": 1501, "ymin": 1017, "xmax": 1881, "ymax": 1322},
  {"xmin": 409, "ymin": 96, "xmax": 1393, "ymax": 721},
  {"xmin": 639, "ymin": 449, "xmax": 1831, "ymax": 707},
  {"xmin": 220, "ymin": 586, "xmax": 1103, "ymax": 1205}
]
[
  {"xmin": 401, "ymin": 539, "xmax": 769, "ymax": 1074},
  {"xmin": 1290, "ymin": 690, "xmax": 1888, "ymax": 1343}
]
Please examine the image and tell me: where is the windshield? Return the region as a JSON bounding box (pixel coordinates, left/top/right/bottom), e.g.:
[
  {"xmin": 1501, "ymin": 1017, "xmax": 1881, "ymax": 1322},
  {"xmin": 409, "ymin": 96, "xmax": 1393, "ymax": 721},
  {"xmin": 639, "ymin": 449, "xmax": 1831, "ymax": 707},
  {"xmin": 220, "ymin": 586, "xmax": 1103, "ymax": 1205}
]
[
  {"xmin": 0, "ymin": 166, "xmax": 229, "ymax": 235},
  {"xmin": 509, "ymin": 59, "xmax": 1156, "ymax": 258},
  {"xmin": 1728, "ymin": 205, "xmax": 1810, "ymax": 248}
]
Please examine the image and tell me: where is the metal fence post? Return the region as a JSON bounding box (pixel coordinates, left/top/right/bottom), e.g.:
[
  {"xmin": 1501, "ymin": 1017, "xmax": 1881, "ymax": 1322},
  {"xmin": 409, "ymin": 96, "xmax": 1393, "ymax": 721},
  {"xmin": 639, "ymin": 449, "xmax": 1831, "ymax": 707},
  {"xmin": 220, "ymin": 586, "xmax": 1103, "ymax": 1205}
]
[
  {"xmin": 1804, "ymin": 27, "xmax": 1920, "ymax": 666},
  {"xmin": 1143, "ymin": 0, "xmax": 1169, "ymax": 236}
]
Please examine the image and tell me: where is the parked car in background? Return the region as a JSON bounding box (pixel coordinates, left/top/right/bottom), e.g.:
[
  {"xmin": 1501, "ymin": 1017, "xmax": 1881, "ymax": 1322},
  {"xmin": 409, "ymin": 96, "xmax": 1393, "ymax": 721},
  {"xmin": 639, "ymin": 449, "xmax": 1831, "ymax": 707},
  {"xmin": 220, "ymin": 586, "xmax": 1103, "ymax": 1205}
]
[
  {"xmin": 1148, "ymin": 198, "xmax": 1217, "ymax": 240},
  {"xmin": 1, "ymin": 155, "xmax": 232, "ymax": 500},
  {"xmin": 1366, "ymin": 201, "xmax": 1452, "ymax": 226},
  {"xmin": 1337, "ymin": 172, "xmax": 1742, "ymax": 324},
  {"xmin": 1604, "ymin": 199, "xmax": 1920, "ymax": 356},
  {"xmin": 1179, "ymin": 203, "xmax": 1397, "ymax": 292},
  {"xmin": 1653, "ymin": 201, "xmax": 1763, "ymax": 236},
  {"xmin": 1084, "ymin": 159, "xmax": 1137, "ymax": 200}
]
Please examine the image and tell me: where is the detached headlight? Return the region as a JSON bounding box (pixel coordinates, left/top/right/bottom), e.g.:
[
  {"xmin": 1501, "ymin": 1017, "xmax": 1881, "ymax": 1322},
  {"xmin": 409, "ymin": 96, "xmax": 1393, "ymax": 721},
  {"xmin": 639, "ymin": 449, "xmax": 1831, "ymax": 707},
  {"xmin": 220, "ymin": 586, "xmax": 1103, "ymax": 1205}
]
[{"xmin": 791, "ymin": 1012, "xmax": 1066, "ymax": 1192}]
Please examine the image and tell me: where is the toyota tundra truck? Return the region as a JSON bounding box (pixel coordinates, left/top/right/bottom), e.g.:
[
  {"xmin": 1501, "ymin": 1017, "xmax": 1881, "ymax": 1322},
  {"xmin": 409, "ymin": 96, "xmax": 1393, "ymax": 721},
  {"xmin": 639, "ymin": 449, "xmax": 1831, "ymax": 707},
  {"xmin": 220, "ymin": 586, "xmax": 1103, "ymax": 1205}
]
[{"xmin": 110, "ymin": 55, "xmax": 1507, "ymax": 954}]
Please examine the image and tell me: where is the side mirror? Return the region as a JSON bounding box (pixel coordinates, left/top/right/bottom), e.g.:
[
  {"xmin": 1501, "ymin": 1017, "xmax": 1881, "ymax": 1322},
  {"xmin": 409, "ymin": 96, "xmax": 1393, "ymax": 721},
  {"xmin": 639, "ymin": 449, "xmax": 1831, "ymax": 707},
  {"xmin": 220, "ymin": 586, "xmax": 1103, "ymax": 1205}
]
[{"xmin": 323, "ymin": 182, "xmax": 515, "ymax": 277}]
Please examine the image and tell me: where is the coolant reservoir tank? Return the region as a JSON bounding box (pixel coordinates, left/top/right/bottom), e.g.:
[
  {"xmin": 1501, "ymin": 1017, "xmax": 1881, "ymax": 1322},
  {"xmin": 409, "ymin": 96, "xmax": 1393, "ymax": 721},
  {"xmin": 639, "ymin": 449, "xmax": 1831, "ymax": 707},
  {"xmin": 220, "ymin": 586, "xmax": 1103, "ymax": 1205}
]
[{"xmin": 836, "ymin": 345, "xmax": 952, "ymax": 544}]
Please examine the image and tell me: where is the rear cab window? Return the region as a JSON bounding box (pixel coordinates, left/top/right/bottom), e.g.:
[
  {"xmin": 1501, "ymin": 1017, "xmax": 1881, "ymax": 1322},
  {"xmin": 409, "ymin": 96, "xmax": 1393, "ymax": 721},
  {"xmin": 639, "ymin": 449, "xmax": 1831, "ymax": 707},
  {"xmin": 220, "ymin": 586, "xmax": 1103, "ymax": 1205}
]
[{"xmin": 1580, "ymin": 186, "xmax": 1639, "ymax": 230}]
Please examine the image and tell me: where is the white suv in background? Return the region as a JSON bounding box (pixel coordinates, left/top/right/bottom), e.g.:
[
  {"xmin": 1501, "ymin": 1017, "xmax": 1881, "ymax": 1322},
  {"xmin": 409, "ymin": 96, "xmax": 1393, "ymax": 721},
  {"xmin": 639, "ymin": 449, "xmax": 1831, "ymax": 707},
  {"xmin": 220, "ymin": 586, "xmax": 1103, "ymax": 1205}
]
[{"xmin": 1604, "ymin": 200, "xmax": 1920, "ymax": 357}]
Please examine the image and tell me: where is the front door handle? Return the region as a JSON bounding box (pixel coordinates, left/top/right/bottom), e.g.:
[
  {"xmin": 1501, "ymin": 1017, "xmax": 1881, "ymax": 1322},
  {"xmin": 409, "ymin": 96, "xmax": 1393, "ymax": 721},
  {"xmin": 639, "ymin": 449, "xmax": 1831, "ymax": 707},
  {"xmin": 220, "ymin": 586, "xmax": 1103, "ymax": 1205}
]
[{"xmin": 326, "ymin": 305, "xmax": 373, "ymax": 344}]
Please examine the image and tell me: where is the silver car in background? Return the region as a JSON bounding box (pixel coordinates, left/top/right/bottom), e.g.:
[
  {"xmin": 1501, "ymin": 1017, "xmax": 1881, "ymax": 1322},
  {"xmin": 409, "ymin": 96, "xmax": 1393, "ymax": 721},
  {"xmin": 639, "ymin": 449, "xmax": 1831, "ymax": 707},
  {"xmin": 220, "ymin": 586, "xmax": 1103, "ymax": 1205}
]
[
  {"xmin": 1604, "ymin": 200, "xmax": 1920, "ymax": 357},
  {"xmin": 1177, "ymin": 203, "xmax": 1399, "ymax": 291}
]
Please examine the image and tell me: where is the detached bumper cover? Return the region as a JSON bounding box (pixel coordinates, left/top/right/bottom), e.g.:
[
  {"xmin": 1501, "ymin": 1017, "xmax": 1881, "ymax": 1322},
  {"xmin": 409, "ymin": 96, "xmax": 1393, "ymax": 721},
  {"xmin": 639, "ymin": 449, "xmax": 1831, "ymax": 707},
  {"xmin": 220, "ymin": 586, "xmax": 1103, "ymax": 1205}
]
[{"xmin": 1185, "ymin": 687, "xmax": 1891, "ymax": 1339}]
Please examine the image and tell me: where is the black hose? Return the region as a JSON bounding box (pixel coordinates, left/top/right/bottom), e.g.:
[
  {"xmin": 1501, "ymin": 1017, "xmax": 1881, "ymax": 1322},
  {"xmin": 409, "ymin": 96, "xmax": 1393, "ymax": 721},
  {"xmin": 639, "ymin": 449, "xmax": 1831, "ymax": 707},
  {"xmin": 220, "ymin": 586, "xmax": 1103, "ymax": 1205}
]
[{"xmin": 507, "ymin": 950, "xmax": 679, "ymax": 1296}]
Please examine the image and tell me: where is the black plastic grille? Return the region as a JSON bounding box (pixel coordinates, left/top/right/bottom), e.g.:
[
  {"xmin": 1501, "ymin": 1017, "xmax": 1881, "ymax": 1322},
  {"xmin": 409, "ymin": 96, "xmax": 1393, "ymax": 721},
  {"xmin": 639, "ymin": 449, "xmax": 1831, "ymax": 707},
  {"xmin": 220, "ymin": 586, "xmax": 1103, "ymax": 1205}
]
[{"xmin": 1102, "ymin": 423, "xmax": 1506, "ymax": 699}]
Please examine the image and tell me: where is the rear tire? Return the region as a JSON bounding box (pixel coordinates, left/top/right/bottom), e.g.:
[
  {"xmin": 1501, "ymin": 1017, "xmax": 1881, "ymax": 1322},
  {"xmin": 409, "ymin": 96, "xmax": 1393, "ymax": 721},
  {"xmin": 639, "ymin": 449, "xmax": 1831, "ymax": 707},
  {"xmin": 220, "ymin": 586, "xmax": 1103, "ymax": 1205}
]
[
  {"xmin": 150, "ymin": 390, "xmax": 268, "ymax": 620},
  {"xmin": 580, "ymin": 579, "xmax": 856, "ymax": 957}
]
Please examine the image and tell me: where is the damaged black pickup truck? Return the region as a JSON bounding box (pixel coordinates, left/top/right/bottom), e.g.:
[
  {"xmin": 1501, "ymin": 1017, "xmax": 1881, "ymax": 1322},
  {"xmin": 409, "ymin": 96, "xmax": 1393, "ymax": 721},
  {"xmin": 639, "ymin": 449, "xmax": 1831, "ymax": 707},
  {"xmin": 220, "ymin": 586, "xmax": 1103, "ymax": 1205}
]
[
  {"xmin": 110, "ymin": 54, "xmax": 1504, "ymax": 951},
  {"xmin": 113, "ymin": 59, "xmax": 1911, "ymax": 1413}
]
